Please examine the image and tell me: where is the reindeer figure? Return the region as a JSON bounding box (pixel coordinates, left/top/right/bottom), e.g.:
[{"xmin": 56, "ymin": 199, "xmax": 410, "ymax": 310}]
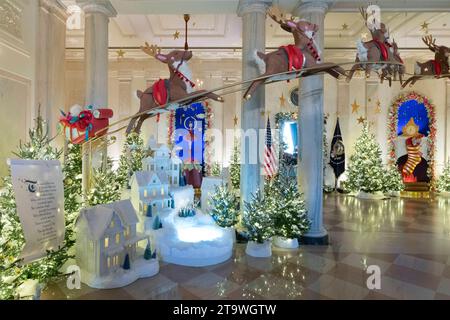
[
  {"xmin": 126, "ymin": 43, "xmax": 224, "ymax": 134},
  {"xmin": 402, "ymin": 35, "xmax": 450, "ymax": 88},
  {"xmin": 381, "ymin": 39, "xmax": 405, "ymax": 86},
  {"xmin": 346, "ymin": 7, "xmax": 402, "ymax": 84},
  {"xmin": 243, "ymin": 7, "xmax": 346, "ymax": 100}
]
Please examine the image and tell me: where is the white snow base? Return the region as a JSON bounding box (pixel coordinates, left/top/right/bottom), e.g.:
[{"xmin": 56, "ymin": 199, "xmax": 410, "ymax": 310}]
[
  {"xmin": 356, "ymin": 191, "xmax": 386, "ymax": 200},
  {"xmin": 246, "ymin": 240, "xmax": 272, "ymax": 258},
  {"xmin": 154, "ymin": 209, "xmax": 233, "ymax": 267},
  {"xmin": 387, "ymin": 191, "xmax": 401, "ymax": 197},
  {"xmin": 273, "ymin": 236, "xmax": 299, "ymax": 249},
  {"xmin": 439, "ymin": 191, "xmax": 450, "ymax": 198},
  {"xmin": 80, "ymin": 257, "xmax": 159, "ymax": 289}
]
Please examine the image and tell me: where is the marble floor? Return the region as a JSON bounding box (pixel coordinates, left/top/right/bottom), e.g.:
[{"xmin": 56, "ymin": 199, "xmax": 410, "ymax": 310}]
[{"xmin": 42, "ymin": 193, "xmax": 450, "ymax": 300}]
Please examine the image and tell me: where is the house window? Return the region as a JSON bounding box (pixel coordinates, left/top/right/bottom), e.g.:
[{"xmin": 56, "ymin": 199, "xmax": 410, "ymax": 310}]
[
  {"xmin": 110, "ymin": 220, "xmax": 114, "ymax": 228},
  {"xmin": 104, "ymin": 237, "xmax": 109, "ymax": 248},
  {"xmin": 90, "ymin": 241, "xmax": 94, "ymax": 250},
  {"xmin": 125, "ymin": 226, "xmax": 130, "ymax": 237},
  {"xmin": 151, "ymin": 164, "xmax": 154, "ymax": 171},
  {"xmin": 113, "ymin": 255, "xmax": 118, "ymax": 266},
  {"xmin": 174, "ymin": 164, "xmax": 177, "ymax": 170},
  {"xmin": 144, "ymin": 189, "xmax": 148, "ymax": 197},
  {"xmin": 161, "ymin": 187, "xmax": 164, "ymax": 195},
  {"xmin": 174, "ymin": 177, "xmax": 178, "ymax": 185},
  {"xmin": 107, "ymin": 257, "xmax": 111, "ymax": 268},
  {"xmin": 115, "ymin": 233, "xmax": 120, "ymax": 244},
  {"xmin": 143, "ymin": 204, "xmax": 147, "ymax": 213},
  {"xmin": 153, "ymin": 189, "xmax": 156, "ymax": 196}
]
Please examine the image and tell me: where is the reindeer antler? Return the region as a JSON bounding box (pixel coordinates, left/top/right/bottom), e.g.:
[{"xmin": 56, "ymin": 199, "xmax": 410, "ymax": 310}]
[
  {"xmin": 359, "ymin": 6, "xmax": 368, "ymax": 27},
  {"xmin": 422, "ymin": 35, "xmax": 439, "ymax": 52},
  {"xmin": 267, "ymin": 6, "xmax": 286, "ymax": 26},
  {"xmin": 141, "ymin": 42, "xmax": 161, "ymax": 57}
]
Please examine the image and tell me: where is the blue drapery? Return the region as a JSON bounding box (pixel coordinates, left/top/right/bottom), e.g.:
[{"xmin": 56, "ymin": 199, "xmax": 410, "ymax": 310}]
[
  {"xmin": 397, "ymin": 99, "xmax": 430, "ymax": 136},
  {"xmin": 173, "ymin": 102, "xmax": 206, "ymax": 168}
]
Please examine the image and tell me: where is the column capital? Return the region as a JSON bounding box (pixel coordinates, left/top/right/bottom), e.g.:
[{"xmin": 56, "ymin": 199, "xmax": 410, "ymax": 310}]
[
  {"xmin": 294, "ymin": 0, "xmax": 332, "ymax": 16},
  {"xmin": 77, "ymin": 0, "xmax": 117, "ymax": 17},
  {"xmin": 39, "ymin": 0, "xmax": 69, "ymax": 21},
  {"xmin": 237, "ymin": 0, "xmax": 271, "ymax": 17}
]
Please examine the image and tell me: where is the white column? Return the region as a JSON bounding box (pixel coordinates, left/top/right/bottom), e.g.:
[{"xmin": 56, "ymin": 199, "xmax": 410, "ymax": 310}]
[
  {"xmin": 77, "ymin": 0, "xmax": 116, "ymax": 108},
  {"xmin": 295, "ymin": 0, "xmax": 330, "ymax": 244},
  {"xmin": 446, "ymin": 79, "xmax": 450, "ymax": 163},
  {"xmin": 36, "ymin": 0, "xmax": 68, "ymax": 138},
  {"xmin": 237, "ymin": 0, "xmax": 270, "ymax": 204}
]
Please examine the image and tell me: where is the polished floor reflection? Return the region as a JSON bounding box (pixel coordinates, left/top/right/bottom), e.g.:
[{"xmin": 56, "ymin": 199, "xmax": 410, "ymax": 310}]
[{"xmin": 42, "ymin": 194, "xmax": 450, "ymax": 300}]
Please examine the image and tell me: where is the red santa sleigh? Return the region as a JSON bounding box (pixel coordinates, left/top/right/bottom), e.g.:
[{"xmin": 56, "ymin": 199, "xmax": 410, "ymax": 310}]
[{"xmin": 59, "ymin": 105, "xmax": 113, "ymax": 144}]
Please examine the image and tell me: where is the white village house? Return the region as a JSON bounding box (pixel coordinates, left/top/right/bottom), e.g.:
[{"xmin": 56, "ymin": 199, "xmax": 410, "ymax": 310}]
[
  {"xmin": 130, "ymin": 171, "xmax": 174, "ymax": 217},
  {"xmin": 75, "ymin": 200, "xmax": 147, "ymax": 279},
  {"xmin": 144, "ymin": 143, "xmax": 182, "ymax": 186}
]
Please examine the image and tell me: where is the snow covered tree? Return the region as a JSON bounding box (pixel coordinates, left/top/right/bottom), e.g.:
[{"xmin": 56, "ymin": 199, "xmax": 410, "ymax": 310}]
[
  {"xmin": 208, "ymin": 184, "xmax": 239, "ymax": 228},
  {"xmin": 265, "ymin": 174, "xmax": 310, "ymax": 239},
  {"xmin": 144, "ymin": 240, "xmax": 152, "ymax": 260},
  {"xmin": 63, "ymin": 143, "xmax": 82, "ymax": 215},
  {"xmin": 152, "ymin": 215, "xmax": 162, "ymax": 230},
  {"xmin": 345, "ymin": 124, "xmax": 384, "ymax": 193},
  {"xmin": 383, "ymin": 164, "xmax": 405, "ymax": 193},
  {"xmin": 229, "ymin": 137, "xmax": 240, "ymax": 192},
  {"xmin": 122, "ymin": 254, "xmax": 130, "ymax": 270},
  {"xmin": 437, "ymin": 160, "xmax": 450, "ymax": 192},
  {"xmin": 242, "ymin": 191, "xmax": 275, "ymax": 243},
  {"xmin": 210, "ymin": 162, "xmax": 221, "ymax": 176},
  {"xmin": 116, "ymin": 133, "xmax": 145, "ymax": 188},
  {"xmin": 0, "ymin": 111, "xmax": 74, "ymax": 300},
  {"xmin": 86, "ymin": 158, "xmax": 121, "ymax": 207}
]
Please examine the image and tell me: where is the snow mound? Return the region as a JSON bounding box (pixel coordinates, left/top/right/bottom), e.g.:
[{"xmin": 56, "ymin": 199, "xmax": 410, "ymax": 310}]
[{"xmin": 154, "ymin": 209, "xmax": 233, "ymax": 267}]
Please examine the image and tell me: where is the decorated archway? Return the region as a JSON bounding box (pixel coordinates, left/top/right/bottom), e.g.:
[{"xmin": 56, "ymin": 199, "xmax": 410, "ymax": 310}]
[{"xmin": 388, "ymin": 92, "xmax": 436, "ymax": 184}]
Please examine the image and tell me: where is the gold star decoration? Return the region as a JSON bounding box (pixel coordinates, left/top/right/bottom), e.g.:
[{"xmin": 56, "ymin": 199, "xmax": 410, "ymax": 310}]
[
  {"xmin": 173, "ymin": 30, "xmax": 180, "ymax": 39},
  {"xmin": 357, "ymin": 116, "xmax": 366, "ymax": 124},
  {"xmin": 342, "ymin": 23, "xmax": 348, "ymax": 30},
  {"xmin": 279, "ymin": 93, "xmax": 286, "ymax": 108},
  {"xmin": 361, "ymin": 32, "xmax": 368, "ymax": 41},
  {"xmin": 233, "ymin": 115, "xmax": 239, "ymax": 127},
  {"xmin": 116, "ymin": 49, "xmax": 125, "ymax": 59},
  {"xmin": 375, "ymin": 100, "xmax": 382, "ymax": 114},
  {"xmin": 260, "ymin": 111, "xmax": 265, "ymax": 117},
  {"xmin": 351, "ymin": 100, "xmax": 360, "ymax": 114},
  {"xmin": 421, "ymin": 21, "xmax": 429, "ymax": 33}
]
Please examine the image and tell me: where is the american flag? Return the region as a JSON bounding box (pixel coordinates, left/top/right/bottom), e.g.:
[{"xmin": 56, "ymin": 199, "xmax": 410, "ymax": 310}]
[{"xmin": 263, "ymin": 117, "xmax": 278, "ymax": 178}]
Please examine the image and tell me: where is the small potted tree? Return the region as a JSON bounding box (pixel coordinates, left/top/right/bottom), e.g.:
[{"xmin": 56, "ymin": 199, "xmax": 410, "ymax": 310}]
[
  {"xmin": 242, "ymin": 191, "xmax": 274, "ymax": 257},
  {"xmin": 437, "ymin": 160, "xmax": 450, "ymax": 197},
  {"xmin": 269, "ymin": 176, "xmax": 310, "ymax": 249},
  {"xmin": 208, "ymin": 184, "xmax": 239, "ymax": 242},
  {"xmin": 383, "ymin": 164, "xmax": 404, "ymax": 197}
]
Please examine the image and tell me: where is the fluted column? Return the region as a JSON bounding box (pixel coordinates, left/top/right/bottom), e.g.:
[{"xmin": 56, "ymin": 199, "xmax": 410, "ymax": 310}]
[
  {"xmin": 36, "ymin": 0, "xmax": 68, "ymax": 138},
  {"xmin": 446, "ymin": 79, "xmax": 450, "ymax": 162},
  {"xmin": 295, "ymin": 0, "xmax": 331, "ymax": 244},
  {"xmin": 238, "ymin": 0, "xmax": 270, "ymax": 205},
  {"xmin": 77, "ymin": 0, "xmax": 116, "ymax": 108}
]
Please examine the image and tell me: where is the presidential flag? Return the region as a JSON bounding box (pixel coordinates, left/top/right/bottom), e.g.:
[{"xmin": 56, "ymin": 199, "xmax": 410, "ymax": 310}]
[
  {"xmin": 263, "ymin": 117, "xmax": 278, "ymax": 178},
  {"xmin": 329, "ymin": 117, "xmax": 345, "ymax": 179}
]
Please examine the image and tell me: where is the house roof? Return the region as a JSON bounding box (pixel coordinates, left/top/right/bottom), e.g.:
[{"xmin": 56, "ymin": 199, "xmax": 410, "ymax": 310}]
[
  {"xmin": 76, "ymin": 200, "xmax": 138, "ymax": 240},
  {"xmin": 132, "ymin": 171, "xmax": 169, "ymax": 186}
]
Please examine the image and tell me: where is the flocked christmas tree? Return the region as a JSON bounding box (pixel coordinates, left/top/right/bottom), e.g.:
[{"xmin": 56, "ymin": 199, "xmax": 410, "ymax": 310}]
[
  {"xmin": 345, "ymin": 124, "xmax": 385, "ymax": 193},
  {"xmin": 63, "ymin": 143, "xmax": 82, "ymax": 215},
  {"xmin": 0, "ymin": 111, "xmax": 75, "ymax": 299},
  {"xmin": 229, "ymin": 137, "xmax": 240, "ymax": 192},
  {"xmin": 208, "ymin": 184, "xmax": 239, "ymax": 228},
  {"xmin": 116, "ymin": 133, "xmax": 146, "ymax": 188},
  {"xmin": 382, "ymin": 164, "xmax": 405, "ymax": 193},
  {"xmin": 86, "ymin": 157, "xmax": 121, "ymax": 207},
  {"xmin": 242, "ymin": 190, "xmax": 275, "ymax": 244},
  {"xmin": 437, "ymin": 160, "xmax": 450, "ymax": 192},
  {"xmin": 265, "ymin": 173, "xmax": 310, "ymax": 239}
]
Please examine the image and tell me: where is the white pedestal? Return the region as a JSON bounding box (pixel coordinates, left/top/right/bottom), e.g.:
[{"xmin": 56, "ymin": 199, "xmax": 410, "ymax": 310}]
[
  {"xmin": 356, "ymin": 191, "xmax": 385, "ymax": 200},
  {"xmin": 245, "ymin": 240, "xmax": 272, "ymax": 258},
  {"xmin": 273, "ymin": 236, "xmax": 299, "ymax": 249}
]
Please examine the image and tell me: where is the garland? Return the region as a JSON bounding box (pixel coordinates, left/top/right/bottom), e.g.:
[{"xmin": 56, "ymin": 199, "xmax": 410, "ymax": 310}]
[{"xmin": 387, "ymin": 91, "xmax": 436, "ymax": 185}]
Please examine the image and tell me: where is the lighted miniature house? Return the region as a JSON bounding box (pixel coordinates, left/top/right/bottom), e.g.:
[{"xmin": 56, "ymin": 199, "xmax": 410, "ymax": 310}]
[
  {"xmin": 75, "ymin": 200, "xmax": 158, "ymax": 288},
  {"xmin": 130, "ymin": 171, "xmax": 174, "ymax": 217},
  {"xmin": 144, "ymin": 144, "xmax": 182, "ymax": 186}
]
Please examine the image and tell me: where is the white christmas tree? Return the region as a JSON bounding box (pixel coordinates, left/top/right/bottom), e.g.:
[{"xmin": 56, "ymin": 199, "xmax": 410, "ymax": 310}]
[
  {"xmin": 86, "ymin": 158, "xmax": 121, "ymax": 207},
  {"xmin": 116, "ymin": 133, "xmax": 145, "ymax": 188},
  {"xmin": 437, "ymin": 160, "xmax": 450, "ymax": 193},
  {"xmin": 345, "ymin": 124, "xmax": 385, "ymax": 193},
  {"xmin": 383, "ymin": 164, "xmax": 405, "ymax": 193},
  {"xmin": 208, "ymin": 184, "xmax": 239, "ymax": 228},
  {"xmin": 242, "ymin": 191, "xmax": 275, "ymax": 243},
  {"xmin": 229, "ymin": 137, "xmax": 240, "ymax": 192}
]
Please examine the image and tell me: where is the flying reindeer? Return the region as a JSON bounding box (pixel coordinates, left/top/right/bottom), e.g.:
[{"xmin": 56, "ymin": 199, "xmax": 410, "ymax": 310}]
[
  {"xmin": 243, "ymin": 7, "xmax": 346, "ymax": 100},
  {"xmin": 381, "ymin": 39, "xmax": 405, "ymax": 86},
  {"xmin": 346, "ymin": 6, "xmax": 403, "ymax": 85},
  {"xmin": 126, "ymin": 44, "xmax": 224, "ymax": 134},
  {"xmin": 402, "ymin": 35, "xmax": 450, "ymax": 88}
]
